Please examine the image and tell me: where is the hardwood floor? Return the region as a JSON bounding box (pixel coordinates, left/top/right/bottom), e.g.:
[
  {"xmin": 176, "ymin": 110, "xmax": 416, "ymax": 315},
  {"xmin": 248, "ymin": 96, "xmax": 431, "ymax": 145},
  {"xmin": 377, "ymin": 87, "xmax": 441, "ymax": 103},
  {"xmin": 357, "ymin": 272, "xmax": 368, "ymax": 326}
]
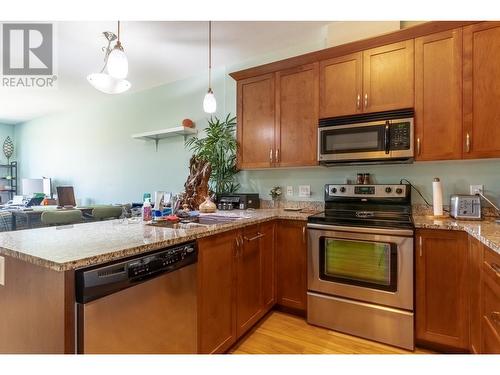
[{"xmin": 230, "ymin": 311, "xmax": 434, "ymax": 354}]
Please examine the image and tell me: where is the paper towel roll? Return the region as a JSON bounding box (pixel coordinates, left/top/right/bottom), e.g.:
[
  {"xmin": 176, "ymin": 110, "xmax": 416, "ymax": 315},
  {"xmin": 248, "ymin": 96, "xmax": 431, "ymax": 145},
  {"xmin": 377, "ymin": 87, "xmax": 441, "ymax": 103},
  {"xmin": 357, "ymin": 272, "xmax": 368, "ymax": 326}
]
[{"xmin": 432, "ymin": 178, "xmax": 443, "ymax": 216}]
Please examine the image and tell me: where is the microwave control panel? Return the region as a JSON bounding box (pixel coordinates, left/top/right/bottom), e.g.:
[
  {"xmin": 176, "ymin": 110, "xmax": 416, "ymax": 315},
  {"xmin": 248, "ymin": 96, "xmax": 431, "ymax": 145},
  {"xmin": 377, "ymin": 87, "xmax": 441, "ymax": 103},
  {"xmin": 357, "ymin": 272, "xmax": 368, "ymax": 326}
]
[{"xmin": 390, "ymin": 122, "xmax": 411, "ymax": 150}]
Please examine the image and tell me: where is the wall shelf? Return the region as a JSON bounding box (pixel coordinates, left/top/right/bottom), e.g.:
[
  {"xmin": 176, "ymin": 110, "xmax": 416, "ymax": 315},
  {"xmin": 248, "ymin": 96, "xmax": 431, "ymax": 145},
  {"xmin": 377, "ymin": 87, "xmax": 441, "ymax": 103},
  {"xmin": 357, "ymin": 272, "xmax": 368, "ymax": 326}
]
[{"xmin": 132, "ymin": 126, "xmax": 198, "ymax": 151}]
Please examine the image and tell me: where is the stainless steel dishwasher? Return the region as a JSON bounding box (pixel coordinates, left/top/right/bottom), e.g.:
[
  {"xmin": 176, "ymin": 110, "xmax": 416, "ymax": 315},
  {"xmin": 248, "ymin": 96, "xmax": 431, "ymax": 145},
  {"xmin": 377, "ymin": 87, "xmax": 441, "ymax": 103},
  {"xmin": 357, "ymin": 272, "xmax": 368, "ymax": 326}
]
[{"xmin": 75, "ymin": 242, "xmax": 197, "ymax": 354}]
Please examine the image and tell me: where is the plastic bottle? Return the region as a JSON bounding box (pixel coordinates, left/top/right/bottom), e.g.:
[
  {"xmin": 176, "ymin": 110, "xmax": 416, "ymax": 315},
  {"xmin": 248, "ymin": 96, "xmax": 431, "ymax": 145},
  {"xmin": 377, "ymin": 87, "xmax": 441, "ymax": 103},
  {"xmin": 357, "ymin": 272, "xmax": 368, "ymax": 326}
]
[{"xmin": 142, "ymin": 198, "xmax": 152, "ymax": 222}]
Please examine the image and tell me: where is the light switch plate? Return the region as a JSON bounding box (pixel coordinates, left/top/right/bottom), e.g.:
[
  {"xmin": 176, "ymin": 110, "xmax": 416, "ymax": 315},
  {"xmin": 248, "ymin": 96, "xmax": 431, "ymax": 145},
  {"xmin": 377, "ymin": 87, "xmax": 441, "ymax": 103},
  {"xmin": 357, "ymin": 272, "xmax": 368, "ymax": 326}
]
[
  {"xmin": 0, "ymin": 256, "xmax": 4, "ymax": 286},
  {"xmin": 286, "ymin": 186, "xmax": 293, "ymax": 197},
  {"xmin": 298, "ymin": 185, "xmax": 311, "ymax": 198}
]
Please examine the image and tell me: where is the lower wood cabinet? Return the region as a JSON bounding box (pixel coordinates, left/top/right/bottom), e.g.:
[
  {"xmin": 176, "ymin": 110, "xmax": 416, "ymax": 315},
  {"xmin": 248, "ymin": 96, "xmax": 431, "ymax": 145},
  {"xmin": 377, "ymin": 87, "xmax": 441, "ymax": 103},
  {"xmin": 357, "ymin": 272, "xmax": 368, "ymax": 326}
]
[
  {"xmin": 415, "ymin": 229, "xmax": 469, "ymax": 351},
  {"xmin": 198, "ymin": 222, "xmax": 277, "ymax": 353},
  {"xmin": 197, "ymin": 230, "xmax": 238, "ymax": 354},
  {"xmin": 481, "ymin": 246, "xmax": 500, "ymax": 353},
  {"xmin": 469, "ymin": 236, "xmax": 483, "ymax": 353},
  {"xmin": 276, "ymin": 220, "xmax": 307, "ymax": 312}
]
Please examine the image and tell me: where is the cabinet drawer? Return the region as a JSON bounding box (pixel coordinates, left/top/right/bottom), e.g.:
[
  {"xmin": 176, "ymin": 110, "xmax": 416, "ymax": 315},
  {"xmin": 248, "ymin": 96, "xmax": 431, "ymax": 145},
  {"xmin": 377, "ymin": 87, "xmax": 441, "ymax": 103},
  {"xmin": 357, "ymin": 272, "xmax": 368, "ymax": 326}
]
[{"xmin": 482, "ymin": 316, "xmax": 500, "ymax": 353}]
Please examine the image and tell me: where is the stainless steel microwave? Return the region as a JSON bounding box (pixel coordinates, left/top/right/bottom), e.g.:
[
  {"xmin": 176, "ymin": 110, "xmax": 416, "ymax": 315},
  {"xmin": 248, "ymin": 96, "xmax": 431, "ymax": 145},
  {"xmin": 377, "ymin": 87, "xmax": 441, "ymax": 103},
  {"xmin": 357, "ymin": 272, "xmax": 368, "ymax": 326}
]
[{"xmin": 318, "ymin": 109, "xmax": 414, "ymax": 165}]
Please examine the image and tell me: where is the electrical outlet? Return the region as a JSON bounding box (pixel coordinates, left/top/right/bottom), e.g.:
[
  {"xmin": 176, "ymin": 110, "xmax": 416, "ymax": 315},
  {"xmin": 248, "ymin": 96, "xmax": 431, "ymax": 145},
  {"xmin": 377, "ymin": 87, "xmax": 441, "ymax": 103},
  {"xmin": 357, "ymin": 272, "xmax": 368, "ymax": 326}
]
[
  {"xmin": 298, "ymin": 185, "xmax": 311, "ymax": 198},
  {"xmin": 0, "ymin": 256, "xmax": 4, "ymax": 286},
  {"xmin": 470, "ymin": 184, "xmax": 484, "ymax": 195},
  {"xmin": 286, "ymin": 186, "xmax": 293, "ymax": 197}
]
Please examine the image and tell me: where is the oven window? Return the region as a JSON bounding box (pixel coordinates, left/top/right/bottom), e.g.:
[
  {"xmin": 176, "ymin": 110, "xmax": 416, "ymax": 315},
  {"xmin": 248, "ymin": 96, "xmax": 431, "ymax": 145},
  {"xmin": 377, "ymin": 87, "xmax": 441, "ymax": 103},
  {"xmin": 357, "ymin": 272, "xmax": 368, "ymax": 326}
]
[
  {"xmin": 321, "ymin": 125, "xmax": 384, "ymax": 154},
  {"xmin": 319, "ymin": 237, "xmax": 397, "ymax": 292}
]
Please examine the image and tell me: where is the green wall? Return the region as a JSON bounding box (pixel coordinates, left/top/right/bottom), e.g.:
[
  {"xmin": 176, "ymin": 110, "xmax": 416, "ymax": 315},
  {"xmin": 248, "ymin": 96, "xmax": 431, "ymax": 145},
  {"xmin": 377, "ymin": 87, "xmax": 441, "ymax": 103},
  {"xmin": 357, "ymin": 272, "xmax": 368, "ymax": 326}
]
[{"xmin": 12, "ymin": 34, "xmax": 500, "ymax": 207}]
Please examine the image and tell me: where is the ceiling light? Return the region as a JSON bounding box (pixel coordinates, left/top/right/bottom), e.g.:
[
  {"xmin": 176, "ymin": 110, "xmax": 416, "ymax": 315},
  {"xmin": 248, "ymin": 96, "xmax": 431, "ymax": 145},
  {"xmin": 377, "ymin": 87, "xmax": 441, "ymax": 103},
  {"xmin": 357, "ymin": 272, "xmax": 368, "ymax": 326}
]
[
  {"xmin": 203, "ymin": 21, "xmax": 216, "ymax": 114},
  {"xmin": 87, "ymin": 21, "xmax": 130, "ymax": 94}
]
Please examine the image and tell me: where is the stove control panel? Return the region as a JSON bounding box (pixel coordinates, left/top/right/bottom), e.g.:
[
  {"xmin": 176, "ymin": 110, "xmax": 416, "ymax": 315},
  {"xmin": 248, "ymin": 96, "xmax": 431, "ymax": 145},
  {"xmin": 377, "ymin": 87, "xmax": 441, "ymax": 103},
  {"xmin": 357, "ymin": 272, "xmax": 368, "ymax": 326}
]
[{"xmin": 325, "ymin": 184, "xmax": 408, "ymax": 198}]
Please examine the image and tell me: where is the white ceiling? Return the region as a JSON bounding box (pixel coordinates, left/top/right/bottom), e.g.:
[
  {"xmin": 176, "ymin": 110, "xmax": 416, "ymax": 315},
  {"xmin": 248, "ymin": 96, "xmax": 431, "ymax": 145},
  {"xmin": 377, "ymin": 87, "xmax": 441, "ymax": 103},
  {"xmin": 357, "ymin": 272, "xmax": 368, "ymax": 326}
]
[{"xmin": 0, "ymin": 21, "xmax": 329, "ymax": 124}]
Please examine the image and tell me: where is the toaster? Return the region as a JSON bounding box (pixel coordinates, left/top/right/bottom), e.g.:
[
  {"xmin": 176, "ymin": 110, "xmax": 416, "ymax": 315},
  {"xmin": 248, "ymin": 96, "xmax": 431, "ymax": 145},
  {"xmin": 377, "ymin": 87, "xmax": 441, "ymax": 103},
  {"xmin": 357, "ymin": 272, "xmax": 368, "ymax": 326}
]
[{"xmin": 449, "ymin": 195, "xmax": 482, "ymax": 220}]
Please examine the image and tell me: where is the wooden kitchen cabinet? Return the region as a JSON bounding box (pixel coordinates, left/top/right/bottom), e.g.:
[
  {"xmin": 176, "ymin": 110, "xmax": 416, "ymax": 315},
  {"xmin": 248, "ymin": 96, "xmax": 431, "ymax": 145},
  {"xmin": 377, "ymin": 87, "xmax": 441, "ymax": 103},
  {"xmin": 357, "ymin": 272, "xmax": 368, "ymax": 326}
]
[
  {"xmin": 275, "ymin": 63, "xmax": 319, "ymax": 167},
  {"xmin": 236, "ymin": 74, "xmax": 275, "ymax": 169},
  {"xmin": 463, "ymin": 22, "xmax": 500, "ymax": 159},
  {"xmin": 469, "ymin": 236, "xmax": 483, "ymax": 353},
  {"xmin": 415, "ymin": 229, "xmax": 469, "ymax": 351},
  {"xmin": 481, "ymin": 246, "xmax": 500, "ymax": 353},
  {"xmin": 236, "ymin": 225, "xmax": 264, "ymax": 337},
  {"xmin": 197, "ymin": 230, "xmax": 238, "ymax": 354},
  {"xmin": 260, "ymin": 221, "xmax": 276, "ymax": 311},
  {"xmin": 415, "ymin": 29, "xmax": 463, "ymax": 161},
  {"xmin": 276, "ymin": 220, "xmax": 307, "ymax": 312},
  {"xmin": 362, "ymin": 40, "xmax": 414, "ymax": 113},
  {"xmin": 320, "ymin": 52, "xmax": 363, "ymax": 118}
]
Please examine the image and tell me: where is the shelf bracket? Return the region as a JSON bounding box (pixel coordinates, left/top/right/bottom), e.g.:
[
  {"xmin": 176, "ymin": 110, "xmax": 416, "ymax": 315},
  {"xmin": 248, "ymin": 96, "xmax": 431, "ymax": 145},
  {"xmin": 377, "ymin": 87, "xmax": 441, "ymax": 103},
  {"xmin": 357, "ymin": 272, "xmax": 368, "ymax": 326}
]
[{"xmin": 154, "ymin": 137, "xmax": 159, "ymax": 152}]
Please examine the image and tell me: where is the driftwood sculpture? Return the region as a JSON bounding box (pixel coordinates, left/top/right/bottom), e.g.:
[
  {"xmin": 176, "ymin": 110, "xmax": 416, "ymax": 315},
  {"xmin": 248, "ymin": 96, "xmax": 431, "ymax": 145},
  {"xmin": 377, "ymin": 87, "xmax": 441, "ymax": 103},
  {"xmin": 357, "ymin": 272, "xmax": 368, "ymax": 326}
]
[{"xmin": 181, "ymin": 156, "xmax": 212, "ymax": 210}]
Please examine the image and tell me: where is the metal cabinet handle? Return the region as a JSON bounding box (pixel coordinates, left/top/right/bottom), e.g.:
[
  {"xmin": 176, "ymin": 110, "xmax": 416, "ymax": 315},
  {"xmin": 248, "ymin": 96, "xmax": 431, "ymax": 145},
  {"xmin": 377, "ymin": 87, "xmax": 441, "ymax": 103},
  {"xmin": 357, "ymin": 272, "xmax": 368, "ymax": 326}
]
[
  {"xmin": 269, "ymin": 149, "xmax": 273, "ymax": 164},
  {"xmin": 417, "ymin": 138, "xmax": 421, "ymax": 156},
  {"xmin": 244, "ymin": 232, "xmax": 265, "ymax": 242},
  {"xmin": 419, "ymin": 236, "xmax": 423, "ymax": 257},
  {"xmin": 356, "ymin": 94, "xmax": 361, "ymax": 109},
  {"xmin": 466, "ymin": 133, "xmax": 471, "ymax": 153},
  {"xmin": 491, "ymin": 311, "xmax": 500, "ymax": 326},
  {"xmin": 364, "ymin": 93, "xmax": 368, "ymax": 108},
  {"xmin": 490, "ymin": 262, "xmax": 500, "ymax": 276},
  {"xmin": 275, "ymin": 148, "xmax": 280, "ymax": 163},
  {"xmin": 302, "ymin": 226, "xmax": 306, "ymax": 244}
]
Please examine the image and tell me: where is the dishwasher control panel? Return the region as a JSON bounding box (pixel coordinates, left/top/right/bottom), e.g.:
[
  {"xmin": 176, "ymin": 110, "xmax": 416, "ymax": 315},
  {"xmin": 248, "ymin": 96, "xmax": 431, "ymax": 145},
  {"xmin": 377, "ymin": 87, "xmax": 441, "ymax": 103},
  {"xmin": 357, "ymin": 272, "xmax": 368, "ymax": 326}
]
[{"xmin": 75, "ymin": 242, "xmax": 197, "ymax": 303}]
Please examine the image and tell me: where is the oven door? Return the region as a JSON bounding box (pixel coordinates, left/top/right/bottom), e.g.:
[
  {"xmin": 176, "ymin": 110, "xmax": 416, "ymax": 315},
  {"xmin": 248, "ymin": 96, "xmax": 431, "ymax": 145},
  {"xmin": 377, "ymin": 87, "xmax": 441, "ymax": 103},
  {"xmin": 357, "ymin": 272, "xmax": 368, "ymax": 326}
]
[{"xmin": 307, "ymin": 224, "xmax": 413, "ymax": 310}]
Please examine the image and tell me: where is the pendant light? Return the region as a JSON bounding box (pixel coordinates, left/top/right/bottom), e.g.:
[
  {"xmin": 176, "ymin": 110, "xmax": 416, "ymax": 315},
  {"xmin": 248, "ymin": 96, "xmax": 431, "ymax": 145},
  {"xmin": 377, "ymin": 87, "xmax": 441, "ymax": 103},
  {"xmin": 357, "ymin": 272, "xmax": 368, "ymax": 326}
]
[
  {"xmin": 203, "ymin": 21, "xmax": 217, "ymax": 114},
  {"xmin": 87, "ymin": 21, "xmax": 131, "ymax": 94}
]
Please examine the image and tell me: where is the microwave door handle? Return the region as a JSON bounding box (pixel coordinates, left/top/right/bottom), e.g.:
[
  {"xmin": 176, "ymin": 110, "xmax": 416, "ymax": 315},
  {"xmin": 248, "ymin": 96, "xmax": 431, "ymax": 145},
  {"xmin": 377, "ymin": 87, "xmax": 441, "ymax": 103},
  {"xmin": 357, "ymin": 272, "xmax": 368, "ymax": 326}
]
[{"xmin": 384, "ymin": 121, "xmax": 390, "ymax": 154}]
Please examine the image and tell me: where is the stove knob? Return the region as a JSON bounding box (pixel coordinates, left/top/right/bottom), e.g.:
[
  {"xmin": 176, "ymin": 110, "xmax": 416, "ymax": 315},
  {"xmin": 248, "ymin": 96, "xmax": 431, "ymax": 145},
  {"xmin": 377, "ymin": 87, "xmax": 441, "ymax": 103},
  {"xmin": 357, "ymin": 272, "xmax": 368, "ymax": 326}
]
[
  {"xmin": 385, "ymin": 187, "xmax": 392, "ymax": 193},
  {"xmin": 396, "ymin": 188, "xmax": 403, "ymax": 195},
  {"xmin": 339, "ymin": 187, "xmax": 346, "ymax": 193},
  {"xmin": 331, "ymin": 187, "xmax": 337, "ymax": 194}
]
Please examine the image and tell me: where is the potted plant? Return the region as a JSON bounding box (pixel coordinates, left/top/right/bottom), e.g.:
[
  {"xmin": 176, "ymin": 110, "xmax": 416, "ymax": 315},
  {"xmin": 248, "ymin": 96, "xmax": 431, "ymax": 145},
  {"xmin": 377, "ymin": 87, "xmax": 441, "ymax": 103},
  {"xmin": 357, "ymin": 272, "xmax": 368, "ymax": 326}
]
[{"xmin": 185, "ymin": 114, "xmax": 240, "ymax": 198}]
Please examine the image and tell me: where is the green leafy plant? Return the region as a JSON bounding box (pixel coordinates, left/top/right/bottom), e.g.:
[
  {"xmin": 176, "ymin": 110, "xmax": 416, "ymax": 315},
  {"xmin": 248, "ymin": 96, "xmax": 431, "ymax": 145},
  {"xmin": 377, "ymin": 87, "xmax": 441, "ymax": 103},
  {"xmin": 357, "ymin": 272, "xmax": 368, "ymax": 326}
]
[{"xmin": 185, "ymin": 114, "xmax": 240, "ymax": 196}]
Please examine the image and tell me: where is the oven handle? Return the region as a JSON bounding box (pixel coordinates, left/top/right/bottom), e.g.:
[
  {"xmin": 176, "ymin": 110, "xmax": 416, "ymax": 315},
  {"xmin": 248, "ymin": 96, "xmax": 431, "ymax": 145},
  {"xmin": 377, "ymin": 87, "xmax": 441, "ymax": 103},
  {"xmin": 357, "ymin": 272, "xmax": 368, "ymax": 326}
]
[{"xmin": 306, "ymin": 223, "xmax": 414, "ymax": 237}]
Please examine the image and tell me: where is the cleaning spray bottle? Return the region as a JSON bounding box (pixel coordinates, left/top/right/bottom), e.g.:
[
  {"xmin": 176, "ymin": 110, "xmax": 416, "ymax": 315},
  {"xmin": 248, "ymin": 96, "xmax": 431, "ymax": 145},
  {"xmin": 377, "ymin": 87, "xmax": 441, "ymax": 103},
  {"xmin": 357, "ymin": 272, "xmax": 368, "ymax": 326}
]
[{"xmin": 142, "ymin": 198, "xmax": 152, "ymax": 222}]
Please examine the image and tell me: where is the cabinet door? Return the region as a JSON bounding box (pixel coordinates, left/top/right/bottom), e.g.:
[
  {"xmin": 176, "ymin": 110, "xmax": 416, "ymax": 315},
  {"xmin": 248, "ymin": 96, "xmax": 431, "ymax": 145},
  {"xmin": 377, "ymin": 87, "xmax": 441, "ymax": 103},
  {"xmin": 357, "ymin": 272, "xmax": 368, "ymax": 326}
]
[
  {"xmin": 481, "ymin": 247, "xmax": 500, "ymax": 353},
  {"xmin": 260, "ymin": 221, "xmax": 276, "ymax": 312},
  {"xmin": 463, "ymin": 22, "xmax": 500, "ymax": 159},
  {"xmin": 415, "ymin": 29, "xmax": 463, "ymax": 161},
  {"xmin": 320, "ymin": 52, "xmax": 363, "ymax": 118},
  {"xmin": 415, "ymin": 229, "xmax": 469, "ymax": 351},
  {"xmin": 363, "ymin": 40, "xmax": 414, "ymax": 113},
  {"xmin": 276, "ymin": 220, "xmax": 307, "ymax": 312},
  {"xmin": 237, "ymin": 74, "xmax": 275, "ymax": 168},
  {"xmin": 236, "ymin": 225, "xmax": 263, "ymax": 337},
  {"xmin": 275, "ymin": 63, "xmax": 319, "ymax": 167},
  {"xmin": 197, "ymin": 230, "xmax": 238, "ymax": 354},
  {"xmin": 469, "ymin": 236, "xmax": 483, "ymax": 354}
]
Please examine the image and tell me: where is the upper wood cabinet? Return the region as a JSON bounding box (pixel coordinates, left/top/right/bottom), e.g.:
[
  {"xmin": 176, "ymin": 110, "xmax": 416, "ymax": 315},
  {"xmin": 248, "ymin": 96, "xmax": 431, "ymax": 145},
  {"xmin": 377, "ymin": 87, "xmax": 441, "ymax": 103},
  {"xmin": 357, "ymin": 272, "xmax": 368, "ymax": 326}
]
[
  {"xmin": 276, "ymin": 63, "xmax": 319, "ymax": 167},
  {"xmin": 237, "ymin": 74, "xmax": 275, "ymax": 169},
  {"xmin": 415, "ymin": 29, "xmax": 463, "ymax": 161},
  {"xmin": 463, "ymin": 22, "xmax": 500, "ymax": 159},
  {"xmin": 362, "ymin": 40, "xmax": 414, "ymax": 113},
  {"xmin": 415, "ymin": 229, "xmax": 469, "ymax": 351},
  {"xmin": 320, "ymin": 52, "xmax": 363, "ymax": 118}
]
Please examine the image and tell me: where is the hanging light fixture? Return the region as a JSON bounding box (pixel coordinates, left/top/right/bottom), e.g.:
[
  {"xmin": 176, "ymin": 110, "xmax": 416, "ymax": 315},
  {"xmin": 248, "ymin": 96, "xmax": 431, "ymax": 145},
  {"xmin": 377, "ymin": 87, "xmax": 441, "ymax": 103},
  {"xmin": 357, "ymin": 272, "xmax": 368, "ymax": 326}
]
[
  {"xmin": 203, "ymin": 21, "xmax": 216, "ymax": 114},
  {"xmin": 87, "ymin": 21, "xmax": 131, "ymax": 94}
]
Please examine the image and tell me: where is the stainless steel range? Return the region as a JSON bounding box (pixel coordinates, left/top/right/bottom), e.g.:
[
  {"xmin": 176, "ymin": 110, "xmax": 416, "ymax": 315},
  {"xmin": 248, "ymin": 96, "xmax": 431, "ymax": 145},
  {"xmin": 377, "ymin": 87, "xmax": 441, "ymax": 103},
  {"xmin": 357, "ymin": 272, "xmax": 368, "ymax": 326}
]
[{"xmin": 307, "ymin": 184, "xmax": 414, "ymax": 350}]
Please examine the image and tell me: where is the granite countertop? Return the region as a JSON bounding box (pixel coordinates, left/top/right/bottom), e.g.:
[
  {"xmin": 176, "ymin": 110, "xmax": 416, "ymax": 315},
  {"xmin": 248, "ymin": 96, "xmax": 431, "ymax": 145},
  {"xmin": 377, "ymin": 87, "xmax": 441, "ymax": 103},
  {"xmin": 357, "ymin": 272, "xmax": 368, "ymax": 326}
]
[
  {"xmin": 413, "ymin": 215, "xmax": 500, "ymax": 255},
  {"xmin": 0, "ymin": 208, "xmax": 314, "ymax": 272}
]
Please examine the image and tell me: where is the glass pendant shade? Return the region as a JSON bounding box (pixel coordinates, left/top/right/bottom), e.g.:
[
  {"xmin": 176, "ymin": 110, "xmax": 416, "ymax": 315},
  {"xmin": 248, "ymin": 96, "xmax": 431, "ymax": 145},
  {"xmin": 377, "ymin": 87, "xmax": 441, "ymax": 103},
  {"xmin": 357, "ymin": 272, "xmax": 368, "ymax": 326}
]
[
  {"xmin": 203, "ymin": 89, "xmax": 217, "ymax": 114},
  {"xmin": 107, "ymin": 46, "xmax": 128, "ymax": 79},
  {"xmin": 87, "ymin": 73, "xmax": 131, "ymax": 94}
]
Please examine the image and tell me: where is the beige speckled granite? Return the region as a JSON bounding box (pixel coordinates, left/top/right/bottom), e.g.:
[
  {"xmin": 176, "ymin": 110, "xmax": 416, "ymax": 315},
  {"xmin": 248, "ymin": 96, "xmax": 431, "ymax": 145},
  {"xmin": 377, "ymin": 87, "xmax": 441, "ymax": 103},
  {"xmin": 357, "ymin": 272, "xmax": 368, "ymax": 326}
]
[
  {"xmin": 413, "ymin": 215, "xmax": 500, "ymax": 255},
  {"xmin": 0, "ymin": 209, "xmax": 315, "ymax": 272}
]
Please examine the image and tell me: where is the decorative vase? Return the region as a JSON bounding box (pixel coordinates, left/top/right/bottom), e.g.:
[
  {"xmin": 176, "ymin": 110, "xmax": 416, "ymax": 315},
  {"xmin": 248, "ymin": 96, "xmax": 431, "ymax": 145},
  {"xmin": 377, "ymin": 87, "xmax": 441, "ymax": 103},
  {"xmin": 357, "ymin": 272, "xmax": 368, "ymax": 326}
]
[{"xmin": 199, "ymin": 196, "xmax": 217, "ymax": 213}]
